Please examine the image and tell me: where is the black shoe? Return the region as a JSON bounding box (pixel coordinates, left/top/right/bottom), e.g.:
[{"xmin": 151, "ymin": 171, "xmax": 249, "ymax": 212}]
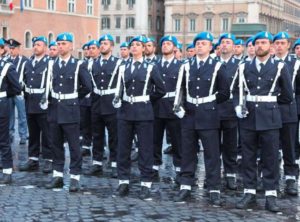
[
  {"xmin": 81, "ymin": 148, "xmax": 90, "ymax": 156},
  {"xmin": 130, "ymin": 150, "xmax": 138, "ymax": 162},
  {"xmin": 226, "ymin": 177, "xmax": 237, "ymax": 190},
  {"xmin": 265, "ymin": 196, "xmax": 280, "ymax": 213},
  {"xmin": 285, "ymin": 179, "xmax": 298, "ymax": 196},
  {"xmin": 111, "ymin": 167, "xmax": 118, "ymax": 178},
  {"xmin": 69, "ymin": 179, "xmax": 80, "ymax": 192},
  {"xmin": 210, "ymin": 192, "xmax": 221, "ymax": 206},
  {"xmin": 117, "ymin": 184, "xmax": 129, "ymax": 197},
  {"xmin": 84, "ymin": 165, "xmax": 103, "ymax": 176},
  {"xmin": 203, "ymin": 179, "xmax": 207, "ymax": 189},
  {"xmin": 19, "ymin": 159, "xmax": 39, "ymax": 171},
  {"xmin": 236, "ymin": 193, "xmax": 256, "ymax": 209},
  {"xmin": 139, "ymin": 186, "xmax": 151, "ymax": 200},
  {"xmin": 19, "ymin": 138, "xmax": 26, "ymax": 145},
  {"xmin": 45, "ymin": 177, "xmax": 64, "ymax": 189},
  {"xmin": 163, "ymin": 145, "xmax": 173, "ymax": 154},
  {"xmin": 42, "ymin": 161, "xmax": 53, "ymax": 174},
  {"xmin": 174, "ymin": 189, "xmax": 191, "ymax": 202},
  {"xmin": 2, "ymin": 174, "xmax": 12, "ymax": 184},
  {"xmin": 153, "ymin": 170, "xmax": 159, "ymax": 182}
]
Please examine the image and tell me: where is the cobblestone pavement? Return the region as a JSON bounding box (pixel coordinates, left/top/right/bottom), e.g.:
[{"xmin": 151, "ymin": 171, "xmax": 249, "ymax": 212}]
[{"xmin": 0, "ymin": 137, "xmax": 300, "ymax": 222}]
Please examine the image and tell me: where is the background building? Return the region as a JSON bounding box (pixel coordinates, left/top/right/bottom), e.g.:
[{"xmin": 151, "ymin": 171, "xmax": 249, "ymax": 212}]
[{"xmin": 0, "ymin": 0, "xmax": 100, "ymax": 58}]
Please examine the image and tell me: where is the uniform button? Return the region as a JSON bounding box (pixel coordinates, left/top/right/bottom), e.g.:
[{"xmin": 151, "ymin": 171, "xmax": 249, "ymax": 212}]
[
  {"xmin": 101, "ymin": 87, "xmax": 103, "ymax": 89},
  {"xmin": 59, "ymin": 91, "xmax": 61, "ymax": 94},
  {"xmin": 196, "ymin": 104, "xmax": 199, "ymax": 107},
  {"xmin": 132, "ymin": 87, "xmax": 135, "ymax": 89},
  {"xmin": 58, "ymin": 100, "xmax": 61, "ymax": 102},
  {"xmin": 258, "ymin": 77, "xmax": 261, "ymax": 80},
  {"xmin": 163, "ymin": 81, "xmax": 165, "ymax": 84},
  {"xmin": 163, "ymin": 74, "xmax": 166, "ymax": 77},
  {"xmin": 59, "ymin": 83, "xmax": 63, "ymax": 86},
  {"xmin": 196, "ymin": 95, "xmax": 199, "ymax": 98},
  {"xmin": 196, "ymin": 86, "xmax": 199, "ymax": 89},
  {"xmin": 101, "ymin": 72, "xmax": 104, "ymax": 75},
  {"xmin": 255, "ymin": 104, "xmax": 259, "ymax": 107},
  {"xmin": 197, "ymin": 78, "xmax": 200, "ymax": 80},
  {"xmin": 31, "ymin": 78, "xmax": 33, "ymax": 81},
  {"xmin": 257, "ymin": 86, "xmax": 260, "ymax": 89},
  {"xmin": 60, "ymin": 75, "xmax": 63, "ymax": 78},
  {"xmin": 32, "ymin": 71, "xmax": 34, "ymax": 73},
  {"xmin": 133, "ymin": 80, "xmax": 135, "ymax": 82},
  {"xmin": 101, "ymin": 80, "xmax": 104, "ymax": 82},
  {"xmin": 29, "ymin": 85, "xmax": 32, "ymax": 87}
]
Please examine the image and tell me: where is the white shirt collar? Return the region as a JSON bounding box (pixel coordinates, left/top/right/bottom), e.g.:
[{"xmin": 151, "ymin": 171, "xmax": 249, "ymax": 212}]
[
  {"xmin": 274, "ymin": 53, "xmax": 288, "ymax": 62},
  {"xmin": 161, "ymin": 56, "xmax": 174, "ymax": 65},
  {"xmin": 132, "ymin": 57, "xmax": 144, "ymax": 64},
  {"xmin": 145, "ymin": 54, "xmax": 155, "ymax": 60},
  {"xmin": 59, "ymin": 55, "xmax": 71, "ymax": 65},
  {"xmin": 220, "ymin": 56, "xmax": 231, "ymax": 64},
  {"xmin": 196, "ymin": 55, "xmax": 209, "ymax": 65},
  {"xmin": 255, "ymin": 56, "xmax": 269, "ymax": 67}
]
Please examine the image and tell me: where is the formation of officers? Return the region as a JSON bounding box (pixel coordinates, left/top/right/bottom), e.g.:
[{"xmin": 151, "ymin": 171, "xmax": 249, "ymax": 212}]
[{"xmin": 0, "ymin": 30, "xmax": 300, "ymax": 213}]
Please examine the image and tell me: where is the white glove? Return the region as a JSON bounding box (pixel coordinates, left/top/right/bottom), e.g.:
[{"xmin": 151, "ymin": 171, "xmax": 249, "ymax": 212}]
[
  {"xmin": 235, "ymin": 105, "xmax": 248, "ymax": 119},
  {"xmin": 112, "ymin": 97, "xmax": 122, "ymax": 109},
  {"xmin": 174, "ymin": 106, "xmax": 185, "ymax": 119},
  {"xmin": 40, "ymin": 101, "xmax": 48, "ymax": 110}
]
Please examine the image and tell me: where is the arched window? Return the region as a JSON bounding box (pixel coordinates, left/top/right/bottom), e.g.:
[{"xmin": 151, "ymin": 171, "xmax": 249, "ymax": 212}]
[
  {"xmin": 48, "ymin": 32, "xmax": 54, "ymax": 43},
  {"xmin": 25, "ymin": 31, "xmax": 32, "ymax": 48}
]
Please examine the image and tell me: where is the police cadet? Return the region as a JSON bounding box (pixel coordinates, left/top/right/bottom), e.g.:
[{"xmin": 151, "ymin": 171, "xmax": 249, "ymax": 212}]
[
  {"xmin": 86, "ymin": 34, "xmax": 121, "ymax": 178},
  {"xmin": 245, "ymin": 37, "xmax": 255, "ymax": 62},
  {"xmin": 273, "ymin": 32, "xmax": 299, "ymax": 195},
  {"xmin": 0, "ymin": 38, "xmax": 22, "ymax": 183},
  {"xmin": 234, "ymin": 31, "xmax": 293, "ymax": 212},
  {"xmin": 44, "ymin": 32, "xmax": 92, "ymax": 192},
  {"xmin": 174, "ymin": 42, "xmax": 183, "ymax": 61},
  {"xmin": 19, "ymin": 36, "xmax": 52, "ymax": 173},
  {"xmin": 48, "ymin": 41, "xmax": 59, "ymax": 60},
  {"xmin": 295, "ymin": 39, "xmax": 300, "ymax": 160},
  {"xmin": 144, "ymin": 37, "xmax": 158, "ymax": 63},
  {"xmin": 234, "ymin": 39, "xmax": 245, "ymax": 61},
  {"xmin": 186, "ymin": 43, "xmax": 195, "ymax": 58},
  {"xmin": 113, "ymin": 35, "xmax": 165, "ymax": 199},
  {"xmin": 217, "ymin": 33, "xmax": 240, "ymax": 190},
  {"xmin": 173, "ymin": 32, "xmax": 230, "ymax": 205},
  {"xmin": 294, "ymin": 39, "xmax": 300, "ymax": 59},
  {"xmin": 152, "ymin": 35, "xmax": 182, "ymax": 180},
  {"xmin": 82, "ymin": 42, "xmax": 90, "ymax": 61},
  {"xmin": 119, "ymin": 42, "xmax": 131, "ymax": 62},
  {"xmin": 7, "ymin": 38, "xmax": 29, "ymax": 145}
]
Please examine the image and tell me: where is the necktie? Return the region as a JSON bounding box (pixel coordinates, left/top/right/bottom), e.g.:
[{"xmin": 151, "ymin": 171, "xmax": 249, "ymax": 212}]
[
  {"xmin": 102, "ymin": 59, "xmax": 108, "ymax": 65},
  {"xmin": 61, "ymin": 60, "xmax": 66, "ymax": 69},
  {"xmin": 146, "ymin": 58, "xmax": 151, "ymax": 63},
  {"xmin": 133, "ymin": 61, "xmax": 141, "ymax": 73},
  {"xmin": 198, "ymin": 61, "xmax": 204, "ymax": 69},
  {"xmin": 259, "ymin": 63, "xmax": 264, "ymax": 72},
  {"xmin": 33, "ymin": 60, "xmax": 38, "ymax": 67},
  {"xmin": 163, "ymin": 61, "xmax": 169, "ymax": 70}
]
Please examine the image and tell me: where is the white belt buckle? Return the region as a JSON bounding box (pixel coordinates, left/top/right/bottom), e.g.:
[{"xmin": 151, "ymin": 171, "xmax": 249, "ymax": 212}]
[{"xmin": 130, "ymin": 95, "xmax": 134, "ymax": 104}]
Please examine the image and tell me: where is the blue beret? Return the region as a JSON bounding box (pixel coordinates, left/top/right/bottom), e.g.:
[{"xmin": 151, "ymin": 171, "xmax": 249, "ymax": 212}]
[
  {"xmin": 214, "ymin": 41, "xmax": 220, "ymax": 49},
  {"xmin": 49, "ymin": 41, "xmax": 57, "ymax": 48},
  {"xmin": 33, "ymin": 36, "xmax": 48, "ymax": 45},
  {"xmin": 245, "ymin": 37, "xmax": 254, "ymax": 47},
  {"xmin": 252, "ymin": 31, "xmax": 273, "ymax": 45},
  {"xmin": 99, "ymin": 34, "xmax": 114, "ymax": 43},
  {"xmin": 145, "ymin": 37, "xmax": 155, "ymax": 43},
  {"xmin": 235, "ymin": 39, "xmax": 244, "ymax": 45},
  {"xmin": 186, "ymin": 43, "xmax": 195, "ymax": 50},
  {"xmin": 176, "ymin": 42, "xmax": 183, "ymax": 50},
  {"xmin": 129, "ymin": 36, "xmax": 146, "ymax": 45},
  {"xmin": 293, "ymin": 39, "xmax": 300, "ymax": 49},
  {"xmin": 0, "ymin": 38, "xmax": 4, "ymax": 46},
  {"xmin": 7, "ymin": 38, "xmax": 21, "ymax": 48},
  {"xmin": 120, "ymin": 42, "xmax": 129, "ymax": 48},
  {"xmin": 159, "ymin": 35, "xmax": 178, "ymax": 47},
  {"xmin": 219, "ymin": 33, "xmax": 236, "ymax": 43},
  {"xmin": 88, "ymin": 40, "xmax": 100, "ymax": 48},
  {"xmin": 273, "ymin": 32, "xmax": 290, "ymax": 42},
  {"xmin": 56, "ymin": 32, "xmax": 73, "ymax": 42},
  {"xmin": 82, "ymin": 42, "xmax": 89, "ymax": 50},
  {"xmin": 193, "ymin": 32, "xmax": 214, "ymax": 46}
]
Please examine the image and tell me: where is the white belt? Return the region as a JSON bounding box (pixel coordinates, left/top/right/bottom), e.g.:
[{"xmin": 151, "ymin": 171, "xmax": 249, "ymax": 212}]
[
  {"xmin": 123, "ymin": 94, "xmax": 150, "ymax": 104},
  {"xmin": 25, "ymin": 87, "xmax": 45, "ymax": 94},
  {"xmin": 246, "ymin": 95, "xmax": 277, "ymax": 102},
  {"xmin": 187, "ymin": 94, "xmax": 216, "ymax": 105},
  {"xmin": 162, "ymin": 91, "xmax": 176, "ymax": 98},
  {"xmin": 0, "ymin": 91, "xmax": 7, "ymax": 98},
  {"xmin": 93, "ymin": 88, "xmax": 116, "ymax": 96},
  {"xmin": 51, "ymin": 91, "xmax": 78, "ymax": 100}
]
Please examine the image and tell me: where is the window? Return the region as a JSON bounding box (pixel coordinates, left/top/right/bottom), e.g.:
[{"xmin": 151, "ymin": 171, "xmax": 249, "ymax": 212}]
[
  {"xmin": 127, "ymin": 0, "xmax": 135, "ymax": 9},
  {"xmin": 87, "ymin": 0, "xmax": 93, "ymax": 15},
  {"xmin": 115, "ymin": 17, "xmax": 121, "ymax": 29},
  {"xmin": 148, "ymin": 15, "xmax": 152, "ymax": 30},
  {"xmin": 68, "ymin": 0, "xmax": 75, "ymax": 13},
  {"xmin": 25, "ymin": 31, "xmax": 32, "ymax": 49},
  {"xmin": 24, "ymin": 0, "xmax": 33, "ymax": 8},
  {"xmin": 48, "ymin": 33, "xmax": 54, "ymax": 43},
  {"xmin": 237, "ymin": 17, "xmax": 246, "ymax": 23},
  {"xmin": 222, "ymin": 18, "xmax": 229, "ymax": 31},
  {"xmin": 102, "ymin": 0, "xmax": 110, "ymax": 10},
  {"xmin": 47, "ymin": 0, "xmax": 55, "ymax": 11},
  {"xmin": 126, "ymin": 17, "xmax": 135, "ymax": 29},
  {"xmin": 205, "ymin": 18, "xmax": 212, "ymax": 31},
  {"xmin": 102, "ymin": 17, "xmax": 110, "ymax": 29},
  {"xmin": 126, "ymin": 36, "xmax": 134, "ymax": 42},
  {"xmin": 156, "ymin": 16, "xmax": 161, "ymax": 31},
  {"xmin": 116, "ymin": 36, "xmax": 120, "ymax": 44},
  {"xmin": 2, "ymin": 27, "xmax": 8, "ymax": 39},
  {"xmin": 190, "ymin": 19, "xmax": 196, "ymax": 32},
  {"xmin": 116, "ymin": 0, "xmax": 121, "ymax": 10},
  {"xmin": 174, "ymin": 19, "xmax": 181, "ymax": 32}
]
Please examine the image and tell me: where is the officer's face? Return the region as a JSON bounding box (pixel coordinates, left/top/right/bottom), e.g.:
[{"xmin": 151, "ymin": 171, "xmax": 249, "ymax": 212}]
[
  {"xmin": 89, "ymin": 45, "xmax": 100, "ymax": 59},
  {"xmin": 274, "ymin": 39, "xmax": 290, "ymax": 55},
  {"xmin": 295, "ymin": 45, "xmax": 300, "ymax": 58},
  {"xmin": 247, "ymin": 43, "xmax": 255, "ymax": 57},
  {"xmin": 57, "ymin": 41, "xmax": 73, "ymax": 57},
  {"xmin": 130, "ymin": 41, "xmax": 144, "ymax": 58},
  {"xmin": 33, "ymin": 41, "xmax": 47, "ymax": 57},
  {"xmin": 0, "ymin": 46, "xmax": 5, "ymax": 57},
  {"xmin": 83, "ymin": 48, "xmax": 89, "ymax": 58},
  {"xmin": 186, "ymin": 48, "xmax": 195, "ymax": 58},
  {"xmin": 220, "ymin": 39, "xmax": 234, "ymax": 55},
  {"xmin": 174, "ymin": 48, "xmax": 182, "ymax": 60},
  {"xmin": 49, "ymin": 46, "xmax": 59, "ymax": 58},
  {"xmin": 215, "ymin": 46, "xmax": 221, "ymax": 56},
  {"xmin": 120, "ymin": 47, "xmax": 129, "ymax": 59},
  {"xmin": 144, "ymin": 42, "xmax": 155, "ymax": 56},
  {"xmin": 10, "ymin": 47, "xmax": 20, "ymax": 57},
  {"xmin": 100, "ymin": 40, "xmax": 113, "ymax": 55},
  {"xmin": 254, "ymin": 39, "xmax": 271, "ymax": 57},
  {"xmin": 234, "ymin": 45, "xmax": 244, "ymax": 56},
  {"xmin": 161, "ymin": 41, "xmax": 174, "ymax": 55},
  {"xmin": 195, "ymin": 40, "xmax": 212, "ymax": 57}
]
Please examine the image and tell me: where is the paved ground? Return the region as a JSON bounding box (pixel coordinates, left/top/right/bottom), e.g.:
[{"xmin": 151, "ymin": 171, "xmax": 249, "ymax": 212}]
[{"xmin": 0, "ymin": 136, "xmax": 300, "ymax": 222}]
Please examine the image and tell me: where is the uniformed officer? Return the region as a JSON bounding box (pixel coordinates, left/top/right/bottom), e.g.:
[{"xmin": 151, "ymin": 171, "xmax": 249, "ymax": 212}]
[
  {"xmin": 294, "ymin": 39, "xmax": 300, "ymax": 59},
  {"xmin": 19, "ymin": 36, "xmax": 52, "ymax": 173},
  {"xmin": 186, "ymin": 43, "xmax": 195, "ymax": 58},
  {"xmin": 48, "ymin": 41, "xmax": 58, "ymax": 60},
  {"xmin": 82, "ymin": 42, "xmax": 90, "ymax": 61},
  {"xmin": 295, "ymin": 39, "xmax": 300, "ymax": 160},
  {"xmin": 273, "ymin": 32, "xmax": 299, "ymax": 195},
  {"xmin": 7, "ymin": 38, "xmax": 29, "ymax": 145},
  {"xmin": 245, "ymin": 37, "xmax": 255, "ymax": 62},
  {"xmin": 152, "ymin": 35, "xmax": 182, "ymax": 181},
  {"xmin": 234, "ymin": 39, "xmax": 245, "ymax": 61},
  {"xmin": 217, "ymin": 33, "xmax": 240, "ymax": 190},
  {"xmin": 113, "ymin": 35, "xmax": 165, "ymax": 199},
  {"xmin": 44, "ymin": 32, "xmax": 92, "ymax": 192},
  {"xmin": 173, "ymin": 32, "xmax": 230, "ymax": 205},
  {"xmin": 144, "ymin": 37, "xmax": 159, "ymax": 63},
  {"xmin": 213, "ymin": 42, "xmax": 221, "ymax": 58},
  {"xmin": 0, "ymin": 38, "xmax": 22, "ymax": 183},
  {"xmin": 234, "ymin": 31, "xmax": 293, "ymax": 212},
  {"xmin": 119, "ymin": 42, "xmax": 131, "ymax": 62},
  {"xmin": 174, "ymin": 42, "xmax": 183, "ymax": 61},
  {"xmin": 86, "ymin": 34, "xmax": 120, "ymax": 178}
]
